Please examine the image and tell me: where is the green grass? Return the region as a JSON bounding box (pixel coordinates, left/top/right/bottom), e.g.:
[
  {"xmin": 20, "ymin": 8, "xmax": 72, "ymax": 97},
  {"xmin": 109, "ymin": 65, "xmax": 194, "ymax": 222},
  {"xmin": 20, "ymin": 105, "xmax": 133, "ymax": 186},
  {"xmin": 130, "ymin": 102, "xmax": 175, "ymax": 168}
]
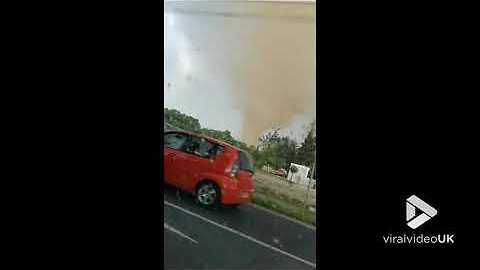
[{"xmin": 251, "ymin": 190, "xmax": 316, "ymax": 226}]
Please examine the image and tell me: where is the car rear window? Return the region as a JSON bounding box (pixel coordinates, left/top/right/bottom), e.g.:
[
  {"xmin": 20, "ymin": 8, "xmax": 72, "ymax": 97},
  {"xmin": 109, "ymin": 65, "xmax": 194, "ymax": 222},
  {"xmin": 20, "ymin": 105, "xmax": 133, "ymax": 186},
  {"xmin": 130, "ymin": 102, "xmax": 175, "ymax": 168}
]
[{"xmin": 238, "ymin": 151, "xmax": 255, "ymax": 173}]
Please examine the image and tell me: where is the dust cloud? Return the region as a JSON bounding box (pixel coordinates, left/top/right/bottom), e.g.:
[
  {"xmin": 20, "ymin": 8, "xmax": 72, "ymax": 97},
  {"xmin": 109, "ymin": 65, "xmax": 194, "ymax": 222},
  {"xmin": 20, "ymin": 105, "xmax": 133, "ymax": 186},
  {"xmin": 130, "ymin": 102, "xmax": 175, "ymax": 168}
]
[
  {"xmin": 230, "ymin": 3, "xmax": 316, "ymax": 145},
  {"xmin": 166, "ymin": 2, "xmax": 316, "ymax": 145}
]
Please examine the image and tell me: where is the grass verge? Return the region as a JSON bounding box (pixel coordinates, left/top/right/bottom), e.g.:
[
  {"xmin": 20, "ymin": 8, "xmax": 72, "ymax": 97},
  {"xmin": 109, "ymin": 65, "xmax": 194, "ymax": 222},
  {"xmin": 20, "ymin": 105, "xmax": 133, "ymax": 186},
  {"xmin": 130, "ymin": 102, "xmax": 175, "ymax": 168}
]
[{"xmin": 250, "ymin": 189, "xmax": 316, "ymax": 227}]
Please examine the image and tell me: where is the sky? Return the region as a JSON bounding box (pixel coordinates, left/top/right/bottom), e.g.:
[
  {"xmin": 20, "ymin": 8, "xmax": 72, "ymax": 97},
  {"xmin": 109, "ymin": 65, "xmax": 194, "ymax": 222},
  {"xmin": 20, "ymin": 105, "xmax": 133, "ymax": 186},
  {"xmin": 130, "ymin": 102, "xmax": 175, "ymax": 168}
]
[{"xmin": 164, "ymin": 1, "xmax": 315, "ymax": 145}]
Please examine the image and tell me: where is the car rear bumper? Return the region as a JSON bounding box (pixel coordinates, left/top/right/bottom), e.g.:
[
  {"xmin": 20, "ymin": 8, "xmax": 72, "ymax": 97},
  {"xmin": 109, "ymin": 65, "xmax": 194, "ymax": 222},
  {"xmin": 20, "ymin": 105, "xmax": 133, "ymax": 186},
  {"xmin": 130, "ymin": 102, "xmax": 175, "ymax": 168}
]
[{"xmin": 220, "ymin": 187, "xmax": 254, "ymax": 205}]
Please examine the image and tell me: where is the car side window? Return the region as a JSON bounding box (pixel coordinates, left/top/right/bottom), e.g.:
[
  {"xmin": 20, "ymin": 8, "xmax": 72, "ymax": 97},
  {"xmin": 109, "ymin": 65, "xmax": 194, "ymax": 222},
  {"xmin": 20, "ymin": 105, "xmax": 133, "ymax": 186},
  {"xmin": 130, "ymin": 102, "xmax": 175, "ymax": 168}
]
[
  {"xmin": 164, "ymin": 133, "xmax": 188, "ymax": 150},
  {"xmin": 185, "ymin": 137, "xmax": 219, "ymax": 158}
]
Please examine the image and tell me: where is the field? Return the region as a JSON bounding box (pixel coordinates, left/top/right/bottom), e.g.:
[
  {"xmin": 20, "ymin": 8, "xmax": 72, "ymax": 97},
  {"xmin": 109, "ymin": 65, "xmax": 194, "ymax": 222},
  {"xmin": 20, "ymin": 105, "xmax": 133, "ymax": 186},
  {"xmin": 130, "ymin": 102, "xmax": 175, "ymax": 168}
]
[{"xmin": 251, "ymin": 170, "xmax": 316, "ymax": 226}]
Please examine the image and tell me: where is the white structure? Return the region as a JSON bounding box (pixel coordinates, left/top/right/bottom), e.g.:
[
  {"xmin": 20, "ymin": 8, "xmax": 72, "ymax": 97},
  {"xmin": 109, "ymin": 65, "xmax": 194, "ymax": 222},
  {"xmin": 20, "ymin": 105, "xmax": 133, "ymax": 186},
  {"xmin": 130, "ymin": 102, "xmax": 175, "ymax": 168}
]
[{"xmin": 287, "ymin": 163, "xmax": 311, "ymax": 185}]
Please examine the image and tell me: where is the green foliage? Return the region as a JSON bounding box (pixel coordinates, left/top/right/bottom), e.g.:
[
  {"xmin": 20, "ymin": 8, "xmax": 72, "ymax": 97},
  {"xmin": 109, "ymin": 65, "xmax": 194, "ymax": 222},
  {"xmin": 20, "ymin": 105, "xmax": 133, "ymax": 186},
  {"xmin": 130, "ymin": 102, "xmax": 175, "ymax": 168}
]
[
  {"xmin": 164, "ymin": 108, "xmax": 201, "ymax": 132},
  {"xmin": 296, "ymin": 121, "xmax": 316, "ymax": 168},
  {"xmin": 253, "ymin": 121, "xmax": 315, "ymax": 171},
  {"xmin": 251, "ymin": 193, "xmax": 316, "ymax": 226},
  {"xmin": 199, "ymin": 128, "xmax": 251, "ymax": 151},
  {"xmin": 255, "ymin": 136, "xmax": 298, "ymax": 170},
  {"xmin": 199, "ymin": 128, "xmax": 236, "ymax": 145},
  {"xmin": 164, "ymin": 108, "xmax": 252, "ymax": 150}
]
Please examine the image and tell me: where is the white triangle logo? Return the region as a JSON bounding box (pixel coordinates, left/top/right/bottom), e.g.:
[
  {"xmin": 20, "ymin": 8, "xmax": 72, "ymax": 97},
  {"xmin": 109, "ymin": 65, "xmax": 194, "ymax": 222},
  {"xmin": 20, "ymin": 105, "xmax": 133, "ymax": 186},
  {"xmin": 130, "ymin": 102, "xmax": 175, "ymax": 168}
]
[{"xmin": 406, "ymin": 195, "xmax": 438, "ymax": 229}]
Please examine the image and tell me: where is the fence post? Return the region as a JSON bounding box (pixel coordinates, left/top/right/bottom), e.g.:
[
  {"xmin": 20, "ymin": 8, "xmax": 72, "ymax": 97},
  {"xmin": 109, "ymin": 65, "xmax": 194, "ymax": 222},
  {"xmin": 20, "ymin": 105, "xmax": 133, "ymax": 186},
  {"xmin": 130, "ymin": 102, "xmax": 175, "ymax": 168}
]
[{"xmin": 302, "ymin": 153, "xmax": 316, "ymax": 218}]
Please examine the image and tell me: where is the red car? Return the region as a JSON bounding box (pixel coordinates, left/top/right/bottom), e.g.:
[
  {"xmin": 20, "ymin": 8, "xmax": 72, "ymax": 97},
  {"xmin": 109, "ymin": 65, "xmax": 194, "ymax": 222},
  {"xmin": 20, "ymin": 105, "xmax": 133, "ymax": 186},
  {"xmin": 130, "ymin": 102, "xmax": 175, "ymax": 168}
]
[
  {"xmin": 272, "ymin": 168, "xmax": 287, "ymax": 177},
  {"xmin": 163, "ymin": 131, "xmax": 255, "ymax": 207}
]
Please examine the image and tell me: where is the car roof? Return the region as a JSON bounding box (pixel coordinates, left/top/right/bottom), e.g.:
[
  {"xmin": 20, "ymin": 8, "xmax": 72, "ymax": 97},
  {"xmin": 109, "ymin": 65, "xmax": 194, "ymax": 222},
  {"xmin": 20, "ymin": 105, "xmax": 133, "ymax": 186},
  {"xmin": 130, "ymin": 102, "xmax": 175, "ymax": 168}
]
[{"xmin": 164, "ymin": 130, "xmax": 242, "ymax": 151}]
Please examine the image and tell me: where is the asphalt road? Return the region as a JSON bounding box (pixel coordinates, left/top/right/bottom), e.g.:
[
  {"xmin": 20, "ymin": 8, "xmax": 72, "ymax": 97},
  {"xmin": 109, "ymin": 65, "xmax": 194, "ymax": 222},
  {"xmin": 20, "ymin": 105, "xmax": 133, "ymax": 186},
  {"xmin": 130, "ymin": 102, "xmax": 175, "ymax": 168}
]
[{"xmin": 164, "ymin": 185, "xmax": 316, "ymax": 270}]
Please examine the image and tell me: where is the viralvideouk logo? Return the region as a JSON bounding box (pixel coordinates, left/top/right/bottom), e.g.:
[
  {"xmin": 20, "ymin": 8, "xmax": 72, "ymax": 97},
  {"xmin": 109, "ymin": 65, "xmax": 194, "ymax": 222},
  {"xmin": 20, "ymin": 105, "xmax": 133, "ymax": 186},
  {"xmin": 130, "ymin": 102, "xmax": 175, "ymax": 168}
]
[
  {"xmin": 382, "ymin": 195, "xmax": 454, "ymax": 244},
  {"xmin": 406, "ymin": 195, "xmax": 437, "ymax": 229}
]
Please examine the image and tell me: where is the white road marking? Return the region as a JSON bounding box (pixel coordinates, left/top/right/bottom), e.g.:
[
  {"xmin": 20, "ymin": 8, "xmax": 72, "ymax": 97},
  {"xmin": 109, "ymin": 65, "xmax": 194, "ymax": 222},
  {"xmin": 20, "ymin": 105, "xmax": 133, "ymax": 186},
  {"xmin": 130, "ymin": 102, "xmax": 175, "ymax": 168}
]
[
  {"xmin": 164, "ymin": 222, "xmax": 199, "ymax": 244},
  {"xmin": 164, "ymin": 200, "xmax": 316, "ymax": 268}
]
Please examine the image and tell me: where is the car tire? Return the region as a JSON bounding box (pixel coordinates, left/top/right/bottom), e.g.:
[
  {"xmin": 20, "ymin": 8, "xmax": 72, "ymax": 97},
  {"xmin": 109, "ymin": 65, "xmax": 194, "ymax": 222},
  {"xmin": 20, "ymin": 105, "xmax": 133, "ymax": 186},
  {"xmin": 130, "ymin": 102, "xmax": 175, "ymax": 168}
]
[{"xmin": 195, "ymin": 182, "xmax": 220, "ymax": 209}]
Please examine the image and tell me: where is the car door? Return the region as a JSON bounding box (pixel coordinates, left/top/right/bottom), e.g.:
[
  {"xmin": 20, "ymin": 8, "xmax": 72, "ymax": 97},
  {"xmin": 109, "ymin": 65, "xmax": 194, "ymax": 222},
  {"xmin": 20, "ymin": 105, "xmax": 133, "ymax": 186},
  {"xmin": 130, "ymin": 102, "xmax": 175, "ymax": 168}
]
[
  {"xmin": 176, "ymin": 135, "xmax": 219, "ymax": 192},
  {"xmin": 163, "ymin": 132, "xmax": 189, "ymax": 185}
]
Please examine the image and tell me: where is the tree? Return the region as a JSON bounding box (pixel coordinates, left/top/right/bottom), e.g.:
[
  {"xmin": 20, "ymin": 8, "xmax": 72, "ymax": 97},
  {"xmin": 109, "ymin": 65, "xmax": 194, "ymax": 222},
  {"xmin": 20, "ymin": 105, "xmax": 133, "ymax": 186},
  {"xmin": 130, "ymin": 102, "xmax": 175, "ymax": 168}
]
[
  {"xmin": 296, "ymin": 119, "xmax": 316, "ymax": 168},
  {"xmin": 257, "ymin": 127, "xmax": 281, "ymax": 150},
  {"xmin": 164, "ymin": 108, "xmax": 201, "ymax": 132}
]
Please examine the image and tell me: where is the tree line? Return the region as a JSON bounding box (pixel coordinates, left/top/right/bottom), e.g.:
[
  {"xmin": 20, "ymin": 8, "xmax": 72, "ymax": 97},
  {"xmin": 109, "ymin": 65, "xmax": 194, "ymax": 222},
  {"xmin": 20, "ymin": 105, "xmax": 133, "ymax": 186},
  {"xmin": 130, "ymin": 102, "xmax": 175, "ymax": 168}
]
[{"xmin": 164, "ymin": 108, "xmax": 315, "ymax": 175}]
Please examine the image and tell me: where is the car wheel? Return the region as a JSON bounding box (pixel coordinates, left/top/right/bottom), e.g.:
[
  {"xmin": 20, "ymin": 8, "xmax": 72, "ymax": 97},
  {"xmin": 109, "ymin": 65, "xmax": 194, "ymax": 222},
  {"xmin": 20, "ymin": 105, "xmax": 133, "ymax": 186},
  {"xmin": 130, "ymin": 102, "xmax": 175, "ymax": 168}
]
[{"xmin": 196, "ymin": 182, "xmax": 220, "ymax": 208}]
